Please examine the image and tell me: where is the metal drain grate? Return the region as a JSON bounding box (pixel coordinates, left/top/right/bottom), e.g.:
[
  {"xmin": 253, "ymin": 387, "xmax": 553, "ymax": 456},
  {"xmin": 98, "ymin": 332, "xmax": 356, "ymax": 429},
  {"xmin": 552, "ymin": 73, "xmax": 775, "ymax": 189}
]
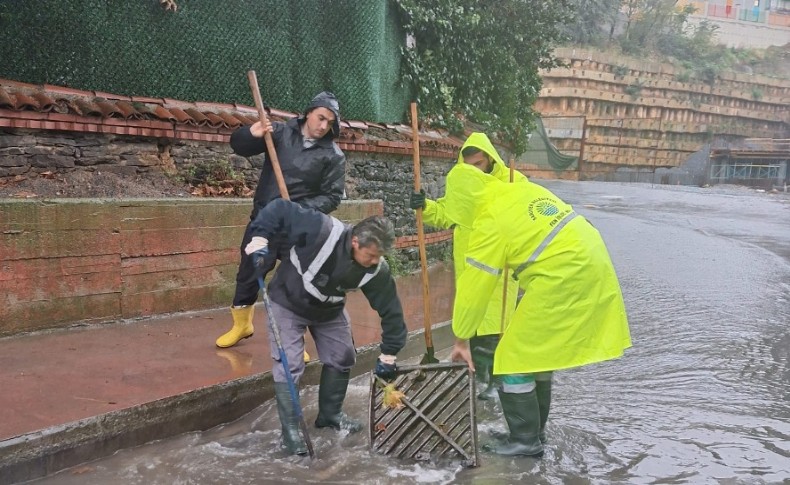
[{"xmin": 368, "ymin": 362, "xmax": 479, "ymax": 467}]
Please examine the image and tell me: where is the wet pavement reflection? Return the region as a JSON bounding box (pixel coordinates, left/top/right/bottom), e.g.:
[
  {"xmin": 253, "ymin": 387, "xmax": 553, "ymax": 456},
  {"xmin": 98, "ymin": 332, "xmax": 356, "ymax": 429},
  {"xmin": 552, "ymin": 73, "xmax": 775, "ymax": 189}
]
[{"xmin": 32, "ymin": 182, "xmax": 790, "ymax": 484}]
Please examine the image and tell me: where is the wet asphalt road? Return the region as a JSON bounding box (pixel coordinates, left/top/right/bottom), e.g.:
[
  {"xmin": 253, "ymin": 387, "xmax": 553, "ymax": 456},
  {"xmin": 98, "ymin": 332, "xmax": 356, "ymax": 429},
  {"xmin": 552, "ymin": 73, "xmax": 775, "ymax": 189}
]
[{"xmin": 33, "ymin": 181, "xmax": 790, "ymax": 484}]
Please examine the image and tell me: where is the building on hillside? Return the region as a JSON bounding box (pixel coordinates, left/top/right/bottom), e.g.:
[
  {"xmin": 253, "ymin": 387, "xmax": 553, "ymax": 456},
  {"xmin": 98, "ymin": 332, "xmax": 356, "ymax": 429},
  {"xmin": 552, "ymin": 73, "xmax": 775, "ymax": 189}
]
[{"xmin": 680, "ymin": 0, "xmax": 790, "ymax": 48}]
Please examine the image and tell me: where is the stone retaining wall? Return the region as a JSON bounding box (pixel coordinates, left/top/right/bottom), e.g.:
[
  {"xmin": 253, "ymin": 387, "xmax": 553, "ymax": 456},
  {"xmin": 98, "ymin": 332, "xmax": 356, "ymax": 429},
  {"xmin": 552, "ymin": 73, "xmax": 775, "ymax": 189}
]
[
  {"xmin": 0, "ymin": 126, "xmax": 458, "ymax": 275},
  {"xmin": 0, "ymin": 129, "xmax": 458, "ymax": 233}
]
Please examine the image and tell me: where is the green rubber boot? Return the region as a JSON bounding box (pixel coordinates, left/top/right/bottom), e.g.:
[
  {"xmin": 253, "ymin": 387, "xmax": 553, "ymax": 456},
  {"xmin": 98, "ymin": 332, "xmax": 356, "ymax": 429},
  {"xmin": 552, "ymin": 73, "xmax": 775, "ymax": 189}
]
[
  {"xmin": 273, "ymin": 383, "xmax": 308, "ymax": 456},
  {"xmin": 536, "ymin": 380, "xmax": 552, "ymax": 444},
  {"xmin": 314, "ymin": 367, "xmax": 362, "ymax": 433},
  {"xmin": 487, "ymin": 388, "xmax": 544, "ymax": 457},
  {"xmin": 470, "ymin": 334, "xmax": 499, "ymax": 400}
]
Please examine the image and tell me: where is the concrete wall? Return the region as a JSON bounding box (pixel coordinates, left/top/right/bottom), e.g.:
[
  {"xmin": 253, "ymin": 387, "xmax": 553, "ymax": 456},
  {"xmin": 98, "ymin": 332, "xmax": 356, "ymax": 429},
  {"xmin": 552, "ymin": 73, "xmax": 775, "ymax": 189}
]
[{"xmin": 0, "ymin": 199, "xmax": 382, "ymax": 337}]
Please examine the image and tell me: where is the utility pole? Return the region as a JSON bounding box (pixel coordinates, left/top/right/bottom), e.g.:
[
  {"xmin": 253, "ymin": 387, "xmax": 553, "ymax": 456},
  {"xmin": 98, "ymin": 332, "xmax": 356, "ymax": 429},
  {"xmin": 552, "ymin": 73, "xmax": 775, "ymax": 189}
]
[
  {"xmin": 652, "ymin": 115, "xmax": 662, "ymax": 187},
  {"xmin": 577, "ymin": 116, "xmax": 587, "ymax": 180},
  {"xmin": 617, "ymin": 118, "xmax": 625, "ymax": 182}
]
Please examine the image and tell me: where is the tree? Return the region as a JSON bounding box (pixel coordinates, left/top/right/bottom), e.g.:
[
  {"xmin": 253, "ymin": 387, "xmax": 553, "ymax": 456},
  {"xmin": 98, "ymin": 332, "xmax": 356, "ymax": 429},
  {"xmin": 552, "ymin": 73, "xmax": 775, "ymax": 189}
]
[
  {"xmin": 620, "ymin": 0, "xmax": 703, "ymax": 55},
  {"xmin": 395, "ymin": 0, "xmax": 573, "ymax": 155},
  {"xmin": 560, "ymin": 0, "xmax": 623, "ymax": 46}
]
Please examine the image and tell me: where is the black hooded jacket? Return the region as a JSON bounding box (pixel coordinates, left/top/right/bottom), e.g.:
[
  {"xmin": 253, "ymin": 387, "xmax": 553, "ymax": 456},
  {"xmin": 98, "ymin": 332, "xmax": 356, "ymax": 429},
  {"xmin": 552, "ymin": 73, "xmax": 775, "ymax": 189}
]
[
  {"xmin": 250, "ymin": 199, "xmax": 407, "ymax": 356},
  {"xmin": 230, "ymin": 92, "xmax": 345, "ymax": 215}
]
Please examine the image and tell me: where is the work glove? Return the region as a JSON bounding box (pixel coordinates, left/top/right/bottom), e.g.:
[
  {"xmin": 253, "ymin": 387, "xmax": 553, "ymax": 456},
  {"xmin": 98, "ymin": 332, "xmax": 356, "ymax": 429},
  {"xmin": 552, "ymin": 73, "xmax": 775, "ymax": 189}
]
[
  {"xmin": 374, "ymin": 354, "xmax": 398, "ymax": 382},
  {"xmin": 244, "ymin": 236, "xmax": 269, "ymax": 271},
  {"xmin": 409, "ymin": 190, "xmax": 426, "ymax": 210}
]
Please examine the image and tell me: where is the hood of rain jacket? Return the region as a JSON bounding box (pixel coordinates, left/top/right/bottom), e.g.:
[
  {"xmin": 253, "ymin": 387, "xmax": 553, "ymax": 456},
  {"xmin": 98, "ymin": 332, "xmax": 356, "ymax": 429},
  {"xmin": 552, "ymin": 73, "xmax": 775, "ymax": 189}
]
[
  {"xmin": 420, "ymin": 133, "xmax": 528, "ymax": 335},
  {"xmin": 440, "ymin": 132, "xmax": 528, "ymax": 231},
  {"xmin": 300, "ymin": 91, "xmax": 341, "ymax": 140}
]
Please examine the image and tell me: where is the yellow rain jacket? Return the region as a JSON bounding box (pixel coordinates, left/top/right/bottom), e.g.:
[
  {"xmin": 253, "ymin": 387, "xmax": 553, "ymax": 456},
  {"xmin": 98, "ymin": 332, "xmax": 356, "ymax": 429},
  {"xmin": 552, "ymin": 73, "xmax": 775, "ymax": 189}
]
[
  {"xmin": 422, "ymin": 133, "xmax": 527, "ymax": 336},
  {"xmin": 452, "ymin": 181, "xmax": 632, "ymax": 374}
]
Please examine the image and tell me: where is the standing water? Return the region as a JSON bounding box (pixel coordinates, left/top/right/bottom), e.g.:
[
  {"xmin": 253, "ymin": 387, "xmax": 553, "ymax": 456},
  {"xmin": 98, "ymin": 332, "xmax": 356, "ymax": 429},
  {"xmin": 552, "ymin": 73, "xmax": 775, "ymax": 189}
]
[{"xmin": 31, "ymin": 181, "xmax": 790, "ymax": 484}]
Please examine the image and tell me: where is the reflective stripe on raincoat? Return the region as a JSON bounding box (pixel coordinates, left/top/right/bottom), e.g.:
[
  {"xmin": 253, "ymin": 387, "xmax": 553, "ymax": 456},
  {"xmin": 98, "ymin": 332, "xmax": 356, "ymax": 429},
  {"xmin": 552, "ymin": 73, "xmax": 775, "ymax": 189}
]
[
  {"xmin": 422, "ymin": 133, "xmax": 527, "ymax": 336},
  {"xmin": 452, "ymin": 181, "xmax": 632, "ymax": 374}
]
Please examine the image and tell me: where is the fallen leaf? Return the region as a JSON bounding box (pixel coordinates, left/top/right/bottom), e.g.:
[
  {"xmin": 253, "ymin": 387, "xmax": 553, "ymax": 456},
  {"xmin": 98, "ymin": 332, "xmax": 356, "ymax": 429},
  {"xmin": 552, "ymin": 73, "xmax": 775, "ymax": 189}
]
[
  {"xmin": 12, "ymin": 191, "xmax": 38, "ymax": 198},
  {"xmin": 70, "ymin": 466, "xmax": 95, "ymax": 475},
  {"xmin": 381, "ymin": 383, "xmax": 405, "ymax": 410},
  {"xmin": 190, "ymin": 185, "xmax": 208, "ymax": 196}
]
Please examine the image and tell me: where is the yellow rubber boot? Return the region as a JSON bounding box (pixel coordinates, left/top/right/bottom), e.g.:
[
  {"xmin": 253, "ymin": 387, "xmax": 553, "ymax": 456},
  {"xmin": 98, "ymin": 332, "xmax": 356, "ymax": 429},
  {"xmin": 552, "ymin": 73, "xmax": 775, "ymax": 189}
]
[{"xmin": 215, "ymin": 306, "xmax": 255, "ymax": 348}]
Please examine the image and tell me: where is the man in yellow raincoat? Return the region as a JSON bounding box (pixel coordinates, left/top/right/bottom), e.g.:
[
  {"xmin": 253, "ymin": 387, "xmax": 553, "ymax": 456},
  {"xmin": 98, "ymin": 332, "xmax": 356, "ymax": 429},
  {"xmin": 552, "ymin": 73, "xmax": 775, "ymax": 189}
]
[
  {"xmin": 451, "ymin": 179, "xmax": 631, "ymax": 457},
  {"xmin": 410, "ymin": 133, "xmax": 526, "ymax": 399}
]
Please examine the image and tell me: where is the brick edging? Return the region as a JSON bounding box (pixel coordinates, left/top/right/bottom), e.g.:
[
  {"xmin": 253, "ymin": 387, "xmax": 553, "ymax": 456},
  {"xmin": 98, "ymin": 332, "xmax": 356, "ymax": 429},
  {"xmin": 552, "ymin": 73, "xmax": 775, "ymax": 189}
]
[{"xmin": 395, "ymin": 229, "xmax": 453, "ymax": 249}]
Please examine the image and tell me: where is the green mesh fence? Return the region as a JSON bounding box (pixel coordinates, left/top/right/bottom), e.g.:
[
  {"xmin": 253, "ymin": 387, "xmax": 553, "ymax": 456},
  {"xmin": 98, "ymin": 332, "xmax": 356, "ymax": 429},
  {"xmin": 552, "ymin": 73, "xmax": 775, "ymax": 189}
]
[
  {"xmin": 0, "ymin": 0, "xmax": 410, "ymax": 123},
  {"xmin": 522, "ymin": 117, "xmax": 579, "ymax": 171}
]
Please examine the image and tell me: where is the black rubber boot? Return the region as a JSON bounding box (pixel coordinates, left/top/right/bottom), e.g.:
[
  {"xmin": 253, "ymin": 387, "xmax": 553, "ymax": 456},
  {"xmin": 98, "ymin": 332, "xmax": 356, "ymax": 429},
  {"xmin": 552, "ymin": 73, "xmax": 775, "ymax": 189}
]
[
  {"xmin": 273, "ymin": 383, "xmax": 308, "ymax": 455},
  {"xmin": 486, "ymin": 388, "xmax": 544, "ymax": 457},
  {"xmin": 314, "ymin": 366, "xmax": 362, "ymax": 433},
  {"xmin": 536, "ymin": 380, "xmax": 552, "ymax": 444}
]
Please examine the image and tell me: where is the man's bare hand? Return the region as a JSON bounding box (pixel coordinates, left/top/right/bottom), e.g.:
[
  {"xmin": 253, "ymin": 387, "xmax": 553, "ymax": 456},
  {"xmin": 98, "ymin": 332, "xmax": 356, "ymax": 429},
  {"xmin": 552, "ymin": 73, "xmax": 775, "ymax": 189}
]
[
  {"xmin": 450, "ymin": 338, "xmax": 475, "ymax": 372},
  {"xmin": 250, "ymin": 119, "xmax": 273, "ymax": 138}
]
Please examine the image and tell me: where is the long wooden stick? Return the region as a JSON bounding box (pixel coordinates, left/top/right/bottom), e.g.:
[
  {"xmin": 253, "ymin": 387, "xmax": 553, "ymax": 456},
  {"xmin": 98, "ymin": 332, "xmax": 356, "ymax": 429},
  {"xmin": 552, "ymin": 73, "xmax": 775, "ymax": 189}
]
[
  {"xmin": 500, "ymin": 158, "xmax": 516, "ymax": 334},
  {"xmin": 247, "ymin": 70, "xmax": 290, "ymax": 200},
  {"xmin": 410, "ymin": 102, "xmax": 435, "ymax": 359},
  {"xmin": 248, "ymin": 71, "xmax": 313, "ymax": 458}
]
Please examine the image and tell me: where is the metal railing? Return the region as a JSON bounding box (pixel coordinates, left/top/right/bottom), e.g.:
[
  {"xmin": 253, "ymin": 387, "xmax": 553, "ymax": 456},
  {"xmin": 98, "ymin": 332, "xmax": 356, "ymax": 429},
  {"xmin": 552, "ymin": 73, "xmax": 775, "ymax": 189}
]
[{"xmin": 710, "ymin": 162, "xmax": 785, "ymax": 181}]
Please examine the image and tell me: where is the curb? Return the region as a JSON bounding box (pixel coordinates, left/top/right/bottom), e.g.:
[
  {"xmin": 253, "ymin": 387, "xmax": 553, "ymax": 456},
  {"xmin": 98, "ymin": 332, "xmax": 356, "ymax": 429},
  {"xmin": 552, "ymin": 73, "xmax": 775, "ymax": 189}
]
[{"xmin": 0, "ymin": 322, "xmax": 455, "ymax": 483}]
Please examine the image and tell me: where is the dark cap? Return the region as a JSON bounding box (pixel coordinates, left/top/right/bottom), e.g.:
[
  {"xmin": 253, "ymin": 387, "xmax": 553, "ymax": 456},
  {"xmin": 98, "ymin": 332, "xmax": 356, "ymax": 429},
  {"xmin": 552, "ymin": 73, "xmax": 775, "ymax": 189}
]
[{"xmin": 304, "ymin": 91, "xmax": 341, "ymax": 139}]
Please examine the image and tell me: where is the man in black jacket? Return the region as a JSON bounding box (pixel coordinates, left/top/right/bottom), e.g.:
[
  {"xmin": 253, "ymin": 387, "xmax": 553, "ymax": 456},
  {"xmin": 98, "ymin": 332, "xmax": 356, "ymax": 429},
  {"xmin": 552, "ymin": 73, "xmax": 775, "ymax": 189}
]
[
  {"xmin": 244, "ymin": 199, "xmax": 407, "ymax": 455},
  {"xmin": 216, "ymin": 92, "xmax": 346, "ymax": 349}
]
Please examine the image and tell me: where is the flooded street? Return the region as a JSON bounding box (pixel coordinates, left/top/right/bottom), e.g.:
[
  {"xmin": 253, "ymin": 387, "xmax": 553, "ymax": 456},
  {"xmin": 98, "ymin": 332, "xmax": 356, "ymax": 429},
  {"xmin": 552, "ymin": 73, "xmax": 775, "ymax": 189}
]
[{"xmin": 33, "ymin": 181, "xmax": 790, "ymax": 484}]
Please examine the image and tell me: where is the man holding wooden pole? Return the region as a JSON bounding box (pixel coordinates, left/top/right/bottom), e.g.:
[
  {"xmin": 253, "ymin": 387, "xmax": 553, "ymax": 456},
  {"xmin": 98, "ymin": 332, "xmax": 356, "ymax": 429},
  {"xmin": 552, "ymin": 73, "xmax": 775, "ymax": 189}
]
[
  {"xmin": 216, "ymin": 91, "xmax": 346, "ymax": 350},
  {"xmin": 245, "ymin": 199, "xmax": 407, "ymax": 455},
  {"xmin": 409, "ymin": 133, "xmax": 526, "ymax": 398}
]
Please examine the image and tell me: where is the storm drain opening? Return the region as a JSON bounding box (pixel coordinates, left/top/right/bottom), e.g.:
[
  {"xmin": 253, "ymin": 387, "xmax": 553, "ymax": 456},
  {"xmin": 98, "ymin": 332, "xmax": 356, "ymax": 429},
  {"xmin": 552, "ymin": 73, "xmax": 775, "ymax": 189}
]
[{"xmin": 368, "ymin": 362, "xmax": 479, "ymax": 468}]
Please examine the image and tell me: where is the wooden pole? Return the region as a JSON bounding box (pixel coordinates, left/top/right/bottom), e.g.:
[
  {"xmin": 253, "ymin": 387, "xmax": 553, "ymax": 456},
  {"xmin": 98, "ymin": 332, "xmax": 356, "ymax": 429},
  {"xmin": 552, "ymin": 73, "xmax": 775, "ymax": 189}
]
[
  {"xmin": 410, "ymin": 102, "xmax": 435, "ymax": 358},
  {"xmin": 500, "ymin": 158, "xmax": 516, "ymax": 333},
  {"xmin": 247, "ymin": 70, "xmax": 290, "ymax": 200}
]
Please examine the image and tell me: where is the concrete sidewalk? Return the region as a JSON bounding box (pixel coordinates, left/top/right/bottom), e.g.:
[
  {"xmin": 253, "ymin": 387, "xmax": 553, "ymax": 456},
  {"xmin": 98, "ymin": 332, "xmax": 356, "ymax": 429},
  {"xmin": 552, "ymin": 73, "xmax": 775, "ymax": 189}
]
[
  {"xmin": 0, "ymin": 266, "xmax": 455, "ymax": 483},
  {"xmin": 1, "ymin": 307, "xmax": 274, "ymax": 442}
]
